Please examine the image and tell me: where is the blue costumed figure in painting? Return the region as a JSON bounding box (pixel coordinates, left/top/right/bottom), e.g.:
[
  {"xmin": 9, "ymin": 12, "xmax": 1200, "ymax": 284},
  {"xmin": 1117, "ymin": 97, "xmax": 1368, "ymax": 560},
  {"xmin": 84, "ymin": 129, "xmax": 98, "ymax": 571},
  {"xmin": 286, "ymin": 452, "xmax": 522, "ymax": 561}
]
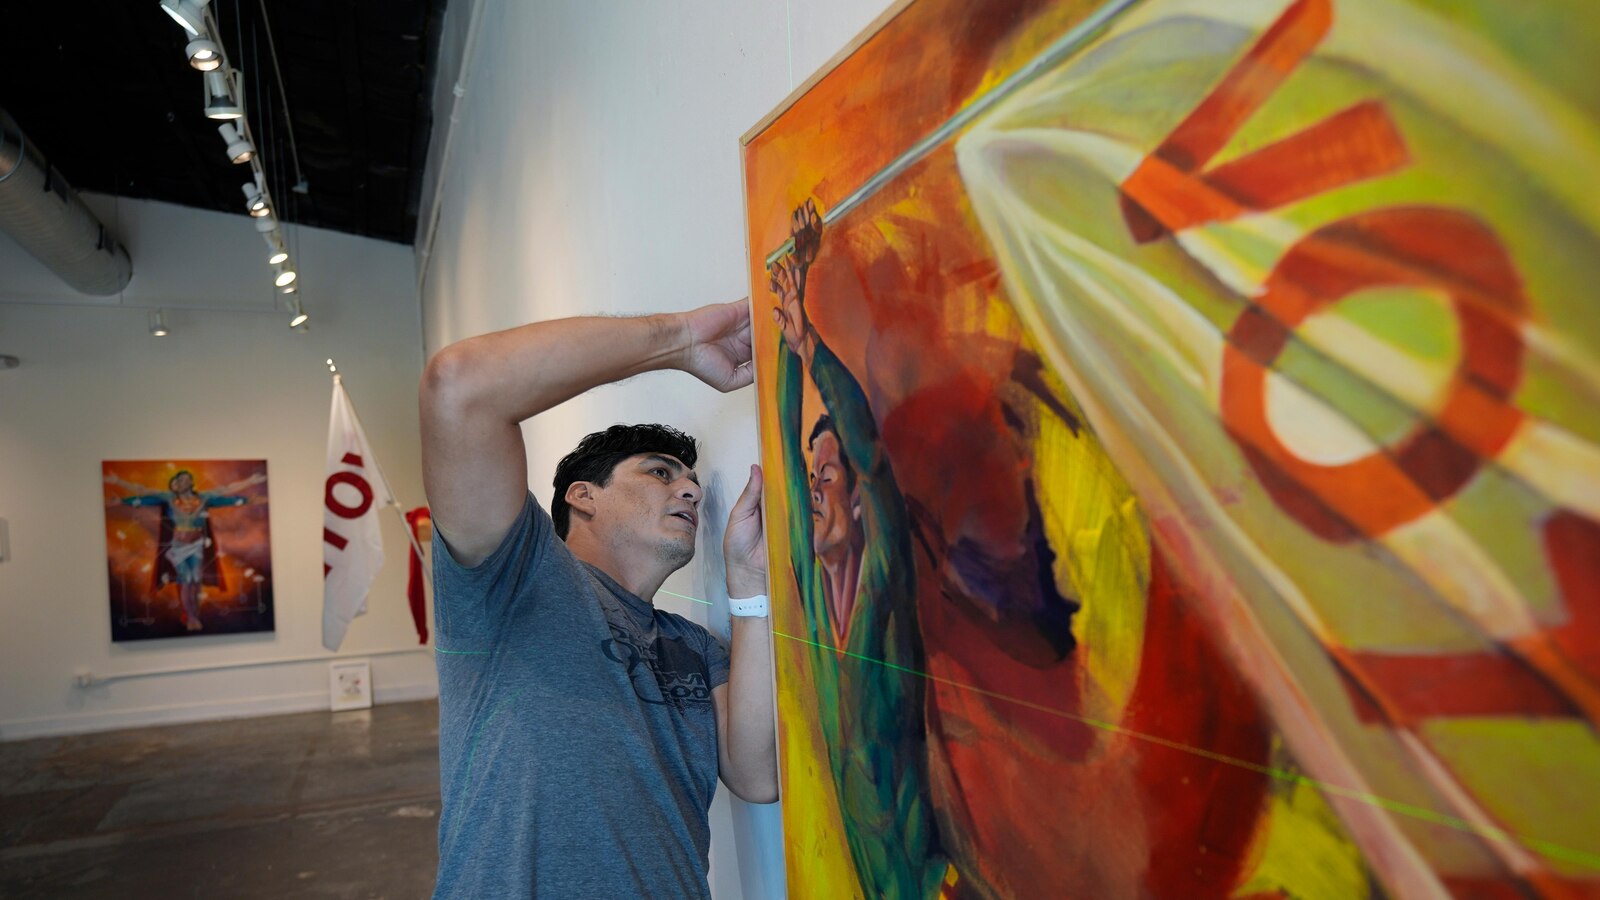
[{"xmin": 105, "ymin": 468, "xmax": 266, "ymax": 631}]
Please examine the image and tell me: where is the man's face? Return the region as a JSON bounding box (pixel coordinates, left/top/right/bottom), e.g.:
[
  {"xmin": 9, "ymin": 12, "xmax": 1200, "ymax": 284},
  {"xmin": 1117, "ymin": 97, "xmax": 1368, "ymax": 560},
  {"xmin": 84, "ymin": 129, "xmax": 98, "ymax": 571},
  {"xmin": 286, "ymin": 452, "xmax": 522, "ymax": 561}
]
[
  {"xmin": 170, "ymin": 472, "xmax": 194, "ymax": 494},
  {"xmin": 809, "ymin": 430, "xmax": 860, "ymax": 558},
  {"xmin": 588, "ymin": 453, "xmax": 701, "ymax": 569}
]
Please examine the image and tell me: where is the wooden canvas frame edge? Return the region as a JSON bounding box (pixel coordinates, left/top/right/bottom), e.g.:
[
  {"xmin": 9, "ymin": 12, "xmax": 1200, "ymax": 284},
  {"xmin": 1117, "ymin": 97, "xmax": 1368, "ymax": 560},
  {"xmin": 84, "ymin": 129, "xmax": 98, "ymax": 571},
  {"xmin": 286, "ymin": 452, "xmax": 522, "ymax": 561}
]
[{"xmin": 737, "ymin": 95, "xmax": 791, "ymax": 814}]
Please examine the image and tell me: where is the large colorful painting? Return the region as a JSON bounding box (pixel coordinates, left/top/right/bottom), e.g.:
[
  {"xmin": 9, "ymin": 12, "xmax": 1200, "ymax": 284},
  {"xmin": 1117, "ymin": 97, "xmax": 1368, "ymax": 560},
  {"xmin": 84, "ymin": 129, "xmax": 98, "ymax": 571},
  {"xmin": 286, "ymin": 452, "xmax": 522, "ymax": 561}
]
[
  {"xmin": 103, "ymin": 459, "xmax": 274, "ymax": 641},
  {"xmin": 743, "ymin": 0, "xmax": 1599, "ymax": 896}
]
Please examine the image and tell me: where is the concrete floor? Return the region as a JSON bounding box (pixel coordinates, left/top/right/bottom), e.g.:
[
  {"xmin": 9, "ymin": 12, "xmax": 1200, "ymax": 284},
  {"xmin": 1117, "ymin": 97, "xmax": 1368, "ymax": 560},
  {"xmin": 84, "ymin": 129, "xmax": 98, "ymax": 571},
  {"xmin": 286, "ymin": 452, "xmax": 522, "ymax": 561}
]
[{"xmin": 0, "ymin": 700, "xmax": 440, "ymax": 899}]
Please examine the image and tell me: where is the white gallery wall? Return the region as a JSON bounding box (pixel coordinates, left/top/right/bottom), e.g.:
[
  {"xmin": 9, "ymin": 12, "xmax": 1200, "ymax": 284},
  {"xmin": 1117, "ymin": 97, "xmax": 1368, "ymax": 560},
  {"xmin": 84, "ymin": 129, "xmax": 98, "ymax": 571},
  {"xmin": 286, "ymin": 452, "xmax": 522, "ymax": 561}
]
[
  {"xmin": 0, "ymin": 195, "xmax": 430, "ymax": 740},
  {"xmin": 415, "ymin": 1, "xmax": 897, "ymax": 896}
]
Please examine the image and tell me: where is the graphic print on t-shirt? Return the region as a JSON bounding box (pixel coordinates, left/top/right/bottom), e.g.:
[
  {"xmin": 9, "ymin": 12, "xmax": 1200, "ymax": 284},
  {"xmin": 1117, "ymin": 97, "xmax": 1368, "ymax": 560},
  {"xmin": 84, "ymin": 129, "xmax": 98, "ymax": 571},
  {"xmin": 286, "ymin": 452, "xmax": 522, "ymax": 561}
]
[{"xmin": 602, "ymin": 621, "xmax": 713, "ymax": 710}]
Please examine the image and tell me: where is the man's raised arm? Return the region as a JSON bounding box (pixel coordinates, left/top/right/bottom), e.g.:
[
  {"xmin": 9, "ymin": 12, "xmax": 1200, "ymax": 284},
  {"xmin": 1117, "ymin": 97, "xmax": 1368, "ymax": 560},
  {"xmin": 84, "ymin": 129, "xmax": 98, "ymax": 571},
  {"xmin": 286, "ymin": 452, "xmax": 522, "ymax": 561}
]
[{"xmin": 419, "ymin": 300, "xmax": 754, "ymax": 566}]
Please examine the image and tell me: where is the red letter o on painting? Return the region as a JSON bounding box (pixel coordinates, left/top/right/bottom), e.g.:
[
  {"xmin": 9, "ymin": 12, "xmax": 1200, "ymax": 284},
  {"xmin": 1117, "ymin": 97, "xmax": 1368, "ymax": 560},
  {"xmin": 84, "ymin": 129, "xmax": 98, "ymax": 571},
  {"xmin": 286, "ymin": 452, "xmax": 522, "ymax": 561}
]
[
  {"xmin": 325, "ymin": 472, "xmax": 374, "ymax": 519},
  {"xmin": 1219, "ymin": 206, "xmax": 1527, "ymax": 543}
]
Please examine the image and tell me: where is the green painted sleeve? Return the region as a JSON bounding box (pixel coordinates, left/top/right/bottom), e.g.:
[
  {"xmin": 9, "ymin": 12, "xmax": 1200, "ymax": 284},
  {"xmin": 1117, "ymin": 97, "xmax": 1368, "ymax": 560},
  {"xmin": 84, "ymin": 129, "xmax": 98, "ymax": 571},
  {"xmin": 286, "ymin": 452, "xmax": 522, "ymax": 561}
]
[
  {"xmin": 807, "ymin": 343, "xmax": 915, "ymax": 604},
  {"xmin": 777, "ymin": 344, "xmax": 824, "ymax": 646}
]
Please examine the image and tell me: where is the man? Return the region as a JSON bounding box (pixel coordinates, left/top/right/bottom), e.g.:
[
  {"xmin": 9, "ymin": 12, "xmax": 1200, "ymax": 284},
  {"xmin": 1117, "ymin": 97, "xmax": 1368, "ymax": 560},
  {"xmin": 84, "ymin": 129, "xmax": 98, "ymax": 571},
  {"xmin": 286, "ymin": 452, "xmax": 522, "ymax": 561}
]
[{"xmin": 419, "ymin": 300, "xmax": 777, "ymax": 899}]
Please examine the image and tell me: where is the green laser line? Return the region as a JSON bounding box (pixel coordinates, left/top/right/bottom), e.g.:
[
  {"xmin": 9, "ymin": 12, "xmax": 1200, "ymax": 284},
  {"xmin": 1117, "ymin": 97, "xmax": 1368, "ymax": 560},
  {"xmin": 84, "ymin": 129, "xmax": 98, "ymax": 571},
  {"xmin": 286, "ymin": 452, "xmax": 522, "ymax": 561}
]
[
  {"xmin": 657, "ymin": 588, "xmax": 714, "ymax": 606},
  {"xmin": 770, "ymin": 627, "xmax": 1600, "ymax": 871}
]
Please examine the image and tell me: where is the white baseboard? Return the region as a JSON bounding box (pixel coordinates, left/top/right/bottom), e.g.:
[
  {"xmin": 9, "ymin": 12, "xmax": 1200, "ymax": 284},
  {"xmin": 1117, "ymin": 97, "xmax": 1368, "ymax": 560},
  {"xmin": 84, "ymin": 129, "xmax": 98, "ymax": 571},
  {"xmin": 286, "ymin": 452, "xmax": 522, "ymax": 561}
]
[
  {"xmin": 374, "ymin": 680, "xmax": 441, "ymax": 705},
  {"xmin": 0, "ymin": 681, "xmax": 439, "ymax": 742}
]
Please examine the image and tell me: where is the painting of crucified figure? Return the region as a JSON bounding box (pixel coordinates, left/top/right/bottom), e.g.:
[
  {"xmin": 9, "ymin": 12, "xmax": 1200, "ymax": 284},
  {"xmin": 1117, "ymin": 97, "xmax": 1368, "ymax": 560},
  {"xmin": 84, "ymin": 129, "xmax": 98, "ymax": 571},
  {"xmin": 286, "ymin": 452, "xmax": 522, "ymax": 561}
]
[{"xmin": 103, "ymin": 459, "xmax": 274, "ymax": 641}]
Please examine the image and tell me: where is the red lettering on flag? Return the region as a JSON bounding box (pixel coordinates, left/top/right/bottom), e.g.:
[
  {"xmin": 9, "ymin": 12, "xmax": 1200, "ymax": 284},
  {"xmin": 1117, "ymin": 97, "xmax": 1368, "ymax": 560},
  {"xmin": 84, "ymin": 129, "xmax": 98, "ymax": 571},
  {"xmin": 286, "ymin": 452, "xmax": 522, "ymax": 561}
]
[{"xmin": 325, "ymin": 472, "xmax": 375, "ymax": 519}]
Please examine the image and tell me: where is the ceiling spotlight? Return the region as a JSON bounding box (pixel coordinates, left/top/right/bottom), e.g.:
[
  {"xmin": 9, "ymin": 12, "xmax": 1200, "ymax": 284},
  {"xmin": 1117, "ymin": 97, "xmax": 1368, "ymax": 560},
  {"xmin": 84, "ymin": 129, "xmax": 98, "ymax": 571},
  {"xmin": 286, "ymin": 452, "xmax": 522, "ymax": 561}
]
[
  {"xmin": 217, "ymin": 123, "xmax": 253, "ymax": 163},
  {"xmin": 260, "ymin": 230, "xmax": 287, "ymax": 264},
  {"xmin": 253, "ymin": 215, "xmax": 277, "ymax": 234},
  {"xmin": 242, "ymin": 181, "xmax": 269, "ymax": 217},
  {"xmin": 186, "ymin": 37, "xmax": 221, "ymax": 70},
  {"xmin": 204, "ymin": 70, "xmax": 242, "ymax": 120},
  {"xmin": 274, "ymin": 266, "xmax": 298, "ymax": 287},
  {"xmin": 148, "ymin": 309, "xmax": 170, "ymax": 337},
  {"xmin": 160, "ymin": 0, "xmax": 211, "ymax": 36},
  {"xmin": 288, "ymin": 298, "xmax": 309, "ymax": 329},
  {"xmin": 278, "ymin": 283, "xmax": 297, "ymax": 294}
]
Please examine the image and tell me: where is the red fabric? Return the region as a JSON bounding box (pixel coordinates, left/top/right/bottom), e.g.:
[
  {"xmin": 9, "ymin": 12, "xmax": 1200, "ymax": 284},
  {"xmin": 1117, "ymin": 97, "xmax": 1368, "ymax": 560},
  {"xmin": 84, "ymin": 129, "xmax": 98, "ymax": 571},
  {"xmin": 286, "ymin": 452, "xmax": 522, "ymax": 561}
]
[{"xmin": 404, "ymin": 506, "xmax": 430, "ymax": 645}]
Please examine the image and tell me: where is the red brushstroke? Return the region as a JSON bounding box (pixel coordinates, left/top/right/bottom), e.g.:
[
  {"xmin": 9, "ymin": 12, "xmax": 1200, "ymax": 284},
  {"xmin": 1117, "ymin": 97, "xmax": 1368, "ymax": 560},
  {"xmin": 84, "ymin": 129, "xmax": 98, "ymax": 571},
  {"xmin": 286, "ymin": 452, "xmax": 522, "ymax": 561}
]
[
  {"xmin": 1339, "ymin": 652, "xmax": 1579, "ymax": 723},
  {"xmin": 1547, "ymin": 511, "xmax": 1600, "ymax": 687},
  {"xmin": 1117, "ymin": 0, "xmax": 1414, "ymax": 242},
  {"xmin": 1150, "ymin": 0, "xmax": 1332, "ymax": 172},
  {"xmin": 1203, "ymin": 101, "xmax": 1409, "ymax": 213}
]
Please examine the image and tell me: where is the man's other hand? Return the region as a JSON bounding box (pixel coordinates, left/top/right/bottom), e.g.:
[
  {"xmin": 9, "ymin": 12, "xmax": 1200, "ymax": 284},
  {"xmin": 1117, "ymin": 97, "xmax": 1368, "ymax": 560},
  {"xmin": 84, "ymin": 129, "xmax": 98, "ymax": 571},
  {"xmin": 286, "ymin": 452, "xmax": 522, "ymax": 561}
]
[
  {"xmin": 724, "ymin": 464, "xmax": 767, "ymax": 600},
  {"xmin": 675, "ymin": 300, "xmax": 754, "ymax": 392}
]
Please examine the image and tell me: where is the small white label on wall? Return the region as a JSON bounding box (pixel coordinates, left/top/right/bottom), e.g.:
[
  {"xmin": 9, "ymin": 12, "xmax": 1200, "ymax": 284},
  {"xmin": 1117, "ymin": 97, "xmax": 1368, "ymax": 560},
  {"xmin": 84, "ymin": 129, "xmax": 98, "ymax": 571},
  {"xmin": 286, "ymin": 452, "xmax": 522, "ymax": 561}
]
[{"xmin": 329, "ymin": 659, "xmax": 373, "ymax": 711}]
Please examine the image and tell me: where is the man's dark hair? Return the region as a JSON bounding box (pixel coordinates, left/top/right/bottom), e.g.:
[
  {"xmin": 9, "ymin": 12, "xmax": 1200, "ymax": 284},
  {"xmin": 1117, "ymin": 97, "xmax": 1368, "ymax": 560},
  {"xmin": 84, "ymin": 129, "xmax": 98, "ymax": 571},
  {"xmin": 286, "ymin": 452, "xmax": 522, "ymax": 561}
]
[
  {"xmin": 807, "ymin": 415, "xmax": 856, "ymax": 490},
  {"xmin": 551, "ymin": 423, "xmax": 699, "ymax": 539}
]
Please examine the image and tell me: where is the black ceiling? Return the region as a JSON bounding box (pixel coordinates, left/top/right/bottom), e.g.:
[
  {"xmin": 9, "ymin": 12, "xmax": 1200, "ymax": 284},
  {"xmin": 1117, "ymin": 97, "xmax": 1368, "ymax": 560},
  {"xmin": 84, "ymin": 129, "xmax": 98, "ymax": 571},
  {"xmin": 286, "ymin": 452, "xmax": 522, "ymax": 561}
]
[{"xmin": 0, "ymin": 0, "xmax": 448, "ymax": 244}]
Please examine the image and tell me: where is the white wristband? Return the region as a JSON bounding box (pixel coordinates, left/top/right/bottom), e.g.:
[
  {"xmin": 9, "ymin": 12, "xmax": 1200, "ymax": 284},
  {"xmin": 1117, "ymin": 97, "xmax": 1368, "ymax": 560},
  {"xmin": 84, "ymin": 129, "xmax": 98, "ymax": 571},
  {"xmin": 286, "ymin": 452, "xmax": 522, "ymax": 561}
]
[{"xmin": 729, "ymin": 594, "xmax": 769, "ymax": 617}]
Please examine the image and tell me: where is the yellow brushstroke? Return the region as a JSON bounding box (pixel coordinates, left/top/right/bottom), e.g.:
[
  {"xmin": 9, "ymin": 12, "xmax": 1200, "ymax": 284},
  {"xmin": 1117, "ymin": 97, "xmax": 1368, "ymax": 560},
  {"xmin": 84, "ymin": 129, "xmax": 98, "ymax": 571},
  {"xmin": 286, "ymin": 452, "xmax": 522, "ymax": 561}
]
[
  {"xmin": 1030, "ymin": 375, "xmax": 1151, "ymax": 721},
  {"xmin": 1233, "ymin": 743, "xmax": 1373, "ymax": 900}
]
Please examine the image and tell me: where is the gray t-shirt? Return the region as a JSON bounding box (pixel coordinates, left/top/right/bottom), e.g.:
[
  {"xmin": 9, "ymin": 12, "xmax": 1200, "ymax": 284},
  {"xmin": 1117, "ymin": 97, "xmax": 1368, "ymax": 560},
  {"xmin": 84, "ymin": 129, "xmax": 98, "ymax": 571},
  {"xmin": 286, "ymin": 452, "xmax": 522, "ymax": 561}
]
[{"xmin": 431, "ymin": 492, "xmax": 730, "ymax": 899}]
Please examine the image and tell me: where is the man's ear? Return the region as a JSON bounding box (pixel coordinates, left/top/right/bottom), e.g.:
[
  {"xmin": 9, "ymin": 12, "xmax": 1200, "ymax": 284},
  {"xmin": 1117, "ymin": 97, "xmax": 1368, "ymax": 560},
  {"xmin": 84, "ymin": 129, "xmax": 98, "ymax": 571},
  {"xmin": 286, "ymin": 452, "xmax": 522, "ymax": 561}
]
[
  {"xmin": 565, "ymin": 481, "xmax": 598, "ymax": 519},
  {"xmin": 850, "ymin": 484, "xmax": 863, "ymax": 523}
]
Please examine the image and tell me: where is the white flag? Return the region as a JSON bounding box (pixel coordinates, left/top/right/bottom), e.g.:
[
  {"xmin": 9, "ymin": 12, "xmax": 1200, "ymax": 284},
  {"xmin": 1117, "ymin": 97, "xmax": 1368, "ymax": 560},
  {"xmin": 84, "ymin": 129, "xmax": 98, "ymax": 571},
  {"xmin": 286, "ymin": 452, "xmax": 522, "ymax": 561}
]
[{"xmin": 323, "ymin": 375, "xmax": 393, "ymax": 651}]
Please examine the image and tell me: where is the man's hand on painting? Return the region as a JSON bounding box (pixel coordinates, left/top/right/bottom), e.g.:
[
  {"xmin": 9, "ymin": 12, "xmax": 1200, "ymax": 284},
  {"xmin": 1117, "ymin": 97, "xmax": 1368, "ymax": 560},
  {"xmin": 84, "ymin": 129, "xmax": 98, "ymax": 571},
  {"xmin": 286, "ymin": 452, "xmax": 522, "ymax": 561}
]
[
  {"xmin": 723, "ymin": 463, "xmax": 767, "ymax": 600},
  {"xmin": 673, "ymin": 299, "xmax": 756, "ymax": 393}
]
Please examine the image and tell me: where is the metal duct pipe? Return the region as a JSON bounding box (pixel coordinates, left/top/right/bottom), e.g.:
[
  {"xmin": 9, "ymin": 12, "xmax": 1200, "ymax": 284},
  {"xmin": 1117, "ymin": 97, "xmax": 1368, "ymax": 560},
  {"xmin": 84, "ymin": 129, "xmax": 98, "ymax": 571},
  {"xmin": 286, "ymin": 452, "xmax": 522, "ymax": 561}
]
[{"xmin": 0, "ymin": 109, "xmax": 132, "ymax": 296}]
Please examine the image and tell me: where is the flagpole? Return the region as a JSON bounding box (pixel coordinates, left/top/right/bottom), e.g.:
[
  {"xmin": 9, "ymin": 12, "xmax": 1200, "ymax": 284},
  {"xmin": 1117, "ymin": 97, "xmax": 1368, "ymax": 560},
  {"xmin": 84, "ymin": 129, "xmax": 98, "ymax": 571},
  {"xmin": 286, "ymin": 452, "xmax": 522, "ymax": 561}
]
[{"xmin": 330, "ymin": 366, "xmax": 434, "ymax": 595}]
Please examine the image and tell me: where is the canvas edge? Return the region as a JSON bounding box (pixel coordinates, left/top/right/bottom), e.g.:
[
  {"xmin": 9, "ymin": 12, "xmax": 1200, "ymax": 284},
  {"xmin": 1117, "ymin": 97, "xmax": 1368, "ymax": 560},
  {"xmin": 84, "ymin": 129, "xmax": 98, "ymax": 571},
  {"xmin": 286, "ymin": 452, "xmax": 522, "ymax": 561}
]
[{"xmin": 732, "ymin": 137, "xmax": 791, "ymax": 812}]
